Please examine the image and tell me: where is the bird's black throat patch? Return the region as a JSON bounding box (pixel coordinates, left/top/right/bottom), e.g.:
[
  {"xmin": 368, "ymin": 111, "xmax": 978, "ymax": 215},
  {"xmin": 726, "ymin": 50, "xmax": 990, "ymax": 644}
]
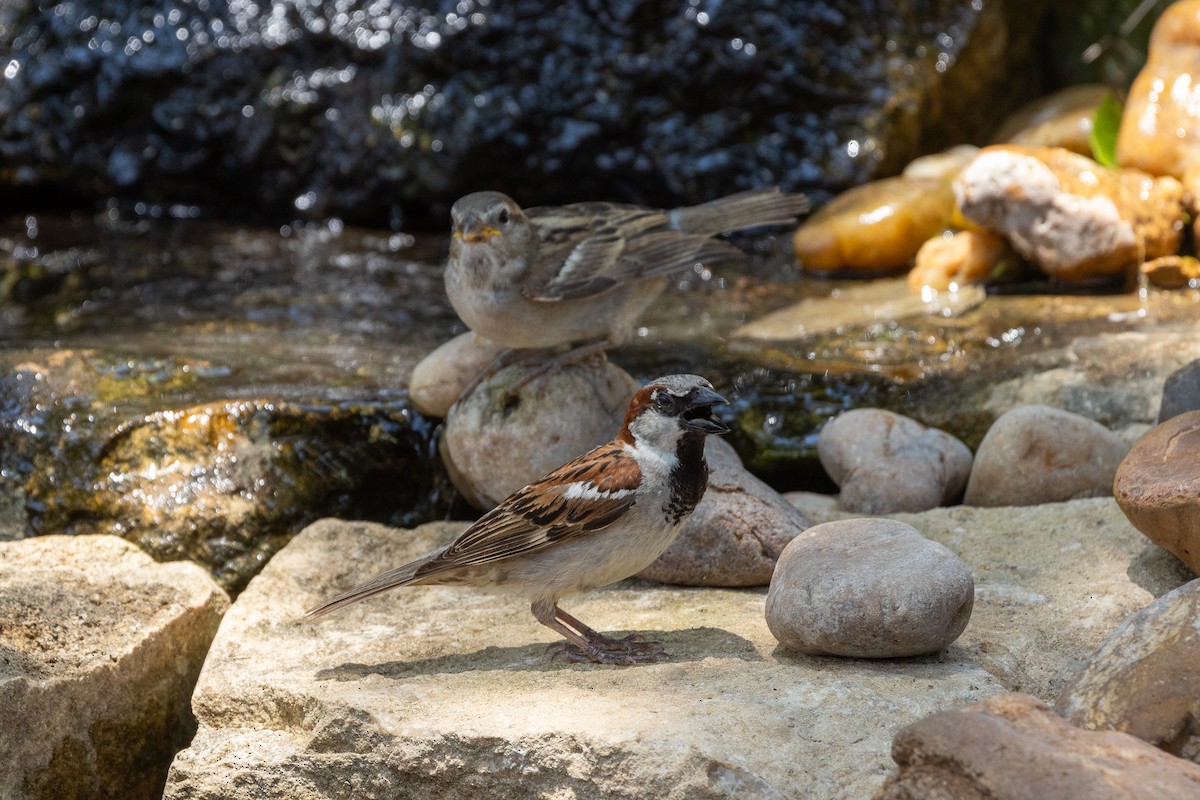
[{"xmin": 665, "ymin": 433, "xmax": 709, "ymax": 524}]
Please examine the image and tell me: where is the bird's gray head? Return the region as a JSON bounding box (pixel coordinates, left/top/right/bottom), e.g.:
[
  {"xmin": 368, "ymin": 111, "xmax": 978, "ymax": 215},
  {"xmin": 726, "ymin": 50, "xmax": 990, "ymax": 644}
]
[
  {"xmin": 450, "ymin": 191, "xmax": 531, "ymax": 245},
  {"xmin": 619, "ymin": 374, "xmax": 729, "ymax": 451}
]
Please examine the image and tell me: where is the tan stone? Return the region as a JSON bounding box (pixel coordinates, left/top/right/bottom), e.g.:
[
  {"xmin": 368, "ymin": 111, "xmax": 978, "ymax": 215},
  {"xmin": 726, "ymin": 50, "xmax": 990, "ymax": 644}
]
[
  {"xmin": 908, "ymin": 230, "xmax": 1017, "ymax": 294},
  {"xmin": 1118, "ymin": 1, "xmax": 1200, "ymax": 180},
  {"xmin": 1056, "ymin": 579, "xmax": 1200, "ymax": 762},
  {"xmin": 1, "ymin": 535, "xmax": 229, "ymax": 800},
  {"xmin": 794, "ymin": 175, "xmax": 956, "ymax": 274},
  {"xmin": 1113, "ymin": 410, "xmax": 1200, "ymax": 575},
  {"xmin": 877, "ymin": 693, "xmax": 1200, "ymax": 799},
  {"xmin": 1141, "ymin": 255, "xmax": 1200, "ymax": 289},
  {"xmin": 955, "ymin": 145, "xmax": 1184, "ymax": 281}
]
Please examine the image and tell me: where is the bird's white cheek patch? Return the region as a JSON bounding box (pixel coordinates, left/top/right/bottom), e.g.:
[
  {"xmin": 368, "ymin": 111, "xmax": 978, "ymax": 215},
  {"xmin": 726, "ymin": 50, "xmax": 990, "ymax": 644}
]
[{"xmin": 562, "ymin": 483, "xmax": 635, "ymax": 501}]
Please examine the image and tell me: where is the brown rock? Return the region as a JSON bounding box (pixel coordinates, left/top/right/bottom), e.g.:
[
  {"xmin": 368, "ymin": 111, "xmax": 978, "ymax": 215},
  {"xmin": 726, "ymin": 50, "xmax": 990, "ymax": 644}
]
[
  {"xmin": 908, "ymin": 230, "xmax": 1017, "ymax": 294},
  {"xmin": 964, "ymin": 405, "xmax": 1128, "ymax": 507},
  {"xmin": 0, "ymin": 535, "xmax": 229, "ymax": 800},
  {"xmin": 440, "ymin": 358, "xmax": 638, "ymax": 509},
  {"xmin": 1056, "ymin": 579, "xmax": 1200, "ymax": 762},
  {"xmin": 1113, "ymin": 410, "xmax": 1200, "ymax": 575},
  {"xmin": 877, "ymin": 693, "xmax": 1200, "ymax": 800},
  {"xmin": 954, "ymin": 145, "xmax": 1184, "ymax": 281},
  {"xmin": 819, "ymin": 409, "xmax": 974, "ymax": 514},
  {"xmin": 1117, "ymin": 1, "xmax": 1200, "ymax": 180},
  {"xmin": 794, "ymin": 175, "xmax": 956, "ymax": 274},
  {"xmin": 638, "ymin": 438, "xmax": 810, "ymax": 587}
]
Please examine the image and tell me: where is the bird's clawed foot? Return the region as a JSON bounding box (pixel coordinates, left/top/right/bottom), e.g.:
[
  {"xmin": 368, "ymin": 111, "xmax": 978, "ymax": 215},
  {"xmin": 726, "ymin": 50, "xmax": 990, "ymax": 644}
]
[{"xmin": 546, "ymin": 633, "xmax": 666, "ymax": 665}]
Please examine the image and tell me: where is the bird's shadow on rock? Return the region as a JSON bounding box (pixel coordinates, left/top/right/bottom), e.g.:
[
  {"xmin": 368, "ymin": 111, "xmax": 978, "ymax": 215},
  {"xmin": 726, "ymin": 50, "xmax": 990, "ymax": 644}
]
[{"xmin": 314, "ymin": 625, "xmax": 761, "ymax": 680}]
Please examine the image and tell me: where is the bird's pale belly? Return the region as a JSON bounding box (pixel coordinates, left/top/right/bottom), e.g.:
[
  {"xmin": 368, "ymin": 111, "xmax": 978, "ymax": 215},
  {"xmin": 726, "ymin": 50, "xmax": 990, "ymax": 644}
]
[{"xmin": 446, "ymin": 278, "xmax": 668, "ymax": 349}]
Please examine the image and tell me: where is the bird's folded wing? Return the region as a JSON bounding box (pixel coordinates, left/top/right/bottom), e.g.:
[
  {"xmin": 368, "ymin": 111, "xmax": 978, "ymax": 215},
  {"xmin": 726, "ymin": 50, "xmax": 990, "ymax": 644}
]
[{"xmin": 430, "ymin": 443, "xmax": 642, "ymax": 570}]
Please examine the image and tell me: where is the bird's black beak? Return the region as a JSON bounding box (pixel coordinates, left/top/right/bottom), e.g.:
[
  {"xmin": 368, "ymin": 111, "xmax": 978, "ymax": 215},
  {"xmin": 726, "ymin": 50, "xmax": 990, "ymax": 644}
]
[
  {"xmin": 453, "ymin": 212, "xmax": 501, "ymax": 244},
  {"xmin": 681, "ymin": 387, "xmax": 730, "ymax": 434}
]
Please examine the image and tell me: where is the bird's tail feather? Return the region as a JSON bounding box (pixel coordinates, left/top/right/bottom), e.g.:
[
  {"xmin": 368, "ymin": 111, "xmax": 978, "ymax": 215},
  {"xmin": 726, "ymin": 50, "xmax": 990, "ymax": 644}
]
[
  {"xmin": 670, "ymin": 188, "xmax": 810, "ymax": 235},
  {"xmin": 305, "ymin": 550, "xmax": 445, "ymax": 618}
]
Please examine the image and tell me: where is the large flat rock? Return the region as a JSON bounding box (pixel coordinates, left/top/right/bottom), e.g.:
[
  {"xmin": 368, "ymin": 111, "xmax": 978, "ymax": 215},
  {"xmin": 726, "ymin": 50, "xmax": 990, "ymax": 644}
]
[
  {"xmin": 1, "ymin": 535, "xmax": 229, "ymax": 800},
  {"xmin": 166, "ymin": 497, "xmax": 1190, "ymax": 798}
]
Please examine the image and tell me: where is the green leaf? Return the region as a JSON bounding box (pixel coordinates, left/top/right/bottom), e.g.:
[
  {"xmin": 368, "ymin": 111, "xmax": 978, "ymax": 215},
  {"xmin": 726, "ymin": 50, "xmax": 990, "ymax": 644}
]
[{"xmin": 1090, "ymin": 92, "xmax": 1123, "ymax": 167}]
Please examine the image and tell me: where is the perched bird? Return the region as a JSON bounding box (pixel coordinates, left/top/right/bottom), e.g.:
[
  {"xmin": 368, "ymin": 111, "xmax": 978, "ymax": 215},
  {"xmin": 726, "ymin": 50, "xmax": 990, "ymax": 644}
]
[
  {"xmin": 307, "ymin": 374, "xmax": 729, "ymax": 665},
  {"xmin": 445, "ymin": 188, "xmax": 810, "ymax": 353}
]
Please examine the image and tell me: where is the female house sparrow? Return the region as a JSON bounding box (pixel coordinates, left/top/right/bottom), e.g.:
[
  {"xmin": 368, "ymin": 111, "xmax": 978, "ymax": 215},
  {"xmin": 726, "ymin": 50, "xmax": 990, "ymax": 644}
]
[
  {"xmin": 445, "ymin": 188, "xmax": 809, "ymax": 351},
  {"xmin": 307, "ymin": 374, "xmax": 729, "ymax": 665}
]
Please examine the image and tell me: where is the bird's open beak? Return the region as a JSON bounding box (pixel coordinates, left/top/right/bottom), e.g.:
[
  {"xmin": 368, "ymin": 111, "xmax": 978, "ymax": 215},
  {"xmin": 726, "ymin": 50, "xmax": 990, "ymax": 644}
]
[
  {"xmin": 452, "ymin": 212, "xmax": 502, "ymax": 244},
  {"xmin": 682, "ymin": 387, "xmax": 730, "ymax": 434}
]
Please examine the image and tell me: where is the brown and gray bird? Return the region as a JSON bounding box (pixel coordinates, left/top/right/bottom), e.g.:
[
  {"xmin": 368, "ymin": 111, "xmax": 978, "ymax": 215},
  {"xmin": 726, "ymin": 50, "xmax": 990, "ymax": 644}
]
[
  {"xmin": 307, "ymin": 374, "xmax": 729, "ymax": 665},
  {"xmin": 445, "ymin": 188, "xmax": 809, "ymax": 351}
]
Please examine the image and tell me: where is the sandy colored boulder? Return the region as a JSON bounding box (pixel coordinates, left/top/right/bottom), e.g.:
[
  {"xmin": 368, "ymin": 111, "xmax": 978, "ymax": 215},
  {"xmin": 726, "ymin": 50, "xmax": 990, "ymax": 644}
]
[
  {"xmin": 1056, "ymin": 579, "xmax": 1200, "ymax": 762},
  {"xmin": 766, "ymin": 518, "xmax": 973, "ymax": 657},
  {"xmin": 819, "ymin": 408, "xmax": 973, "ymax": 513},
  {"xmin": 1, "ymin": 535, "xmax": 228, "ymax": 800},
  {"xmin": 440, "ymin": 358, "xmax": 638, "ymax": 508},
  {"xmin": 964, "ymin": 405, "xmax": 1128, "ymax": 507},
  {"xmin": 165, "ymin": 519, "xmax": 1003, "ymax": 800},
  {"xmin": 408, "ymin": 331, "xmax": 508, "ymax": 417},
  {"xmin": 878, "ymin": 693, "xmax": 1200, "ymax": 799},
  {"xmin": 639, "ymin": 437, "xmax": 810, "ymax": 587},
  {"xmin": 1113, "ymin": 410, "xmax": 1200, "ymax": 575},
  {"xmin": 954, "ymin": 145, "xmax": 1183, "ymax": 281}
]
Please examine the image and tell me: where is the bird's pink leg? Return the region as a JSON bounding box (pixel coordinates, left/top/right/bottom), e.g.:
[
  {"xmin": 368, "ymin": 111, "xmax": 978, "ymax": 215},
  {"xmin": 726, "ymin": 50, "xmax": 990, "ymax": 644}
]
[{"xmin": 531, "ymin": 601, "xmax": 664, "ymax": 665}]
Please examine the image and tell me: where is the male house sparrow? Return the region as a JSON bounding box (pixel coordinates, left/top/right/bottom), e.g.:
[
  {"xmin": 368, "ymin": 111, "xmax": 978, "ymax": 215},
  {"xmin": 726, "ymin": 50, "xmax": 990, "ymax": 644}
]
[
  {"xmin": 445, "ymin": 188, "xmax": 809, "ymax": 352},
  {"xmin": 307, "ymin": 374, "xmax": 729, "ymax": 665}
]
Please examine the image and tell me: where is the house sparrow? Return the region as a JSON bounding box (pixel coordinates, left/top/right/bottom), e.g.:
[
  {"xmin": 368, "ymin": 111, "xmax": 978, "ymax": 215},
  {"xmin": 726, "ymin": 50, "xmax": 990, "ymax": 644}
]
[
  {"xmin": 445, "ymin": 188, "xmax": 810, "ymax": 352},
  {"xmin": 307, "ymin": 374, "xmax": 729, "ymax": 665}
]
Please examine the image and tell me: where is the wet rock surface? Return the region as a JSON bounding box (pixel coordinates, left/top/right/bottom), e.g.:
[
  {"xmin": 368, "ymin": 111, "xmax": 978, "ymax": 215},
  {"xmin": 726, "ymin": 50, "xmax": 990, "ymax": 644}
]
[
  {"xmin": 878, "ymin": 693, "xmax": 1200, "ymax": 800},
  {"xmin": 766, "ymin": 518, "xmax": 973, "ymax": 657},
  {"xmin": 1113, "ymin": 411, "xmax": 1200, "ymax": 576},
  {"xmin": 964, "ymin": 405, "xmax": 1128, "ymax": 507},
  {"xmin": 0, "ymin": 535, "xmax": 228, "ymax": 800},
  {"xmin": 0, "ymin": 1, "xmax": 1046, "ymax": 223},
  {"xmin": 1056, "ymin": 578, "xmax": 1200, "ymax": 762}
]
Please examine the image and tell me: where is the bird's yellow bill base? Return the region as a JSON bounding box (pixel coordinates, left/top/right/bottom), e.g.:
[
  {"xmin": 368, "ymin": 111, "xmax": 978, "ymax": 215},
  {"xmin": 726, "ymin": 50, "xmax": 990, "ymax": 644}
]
[{"xmin": 453, "ymin": 228, "xmax": 503, "ymax": 244}]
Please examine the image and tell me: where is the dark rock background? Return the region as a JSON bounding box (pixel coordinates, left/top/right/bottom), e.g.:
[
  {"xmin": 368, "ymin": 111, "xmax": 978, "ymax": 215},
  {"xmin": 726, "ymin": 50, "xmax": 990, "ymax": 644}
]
[{"xmin": 1, "ymin": 0, "xmax": 1047, "ymax": 226}]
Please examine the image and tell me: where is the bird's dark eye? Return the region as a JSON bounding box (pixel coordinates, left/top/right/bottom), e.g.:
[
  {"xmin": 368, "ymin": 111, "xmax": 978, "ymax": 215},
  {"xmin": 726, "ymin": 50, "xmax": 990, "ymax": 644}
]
[{"xmin": 497, "ymin": 209, "xmax": 510, "ymax": 225}]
